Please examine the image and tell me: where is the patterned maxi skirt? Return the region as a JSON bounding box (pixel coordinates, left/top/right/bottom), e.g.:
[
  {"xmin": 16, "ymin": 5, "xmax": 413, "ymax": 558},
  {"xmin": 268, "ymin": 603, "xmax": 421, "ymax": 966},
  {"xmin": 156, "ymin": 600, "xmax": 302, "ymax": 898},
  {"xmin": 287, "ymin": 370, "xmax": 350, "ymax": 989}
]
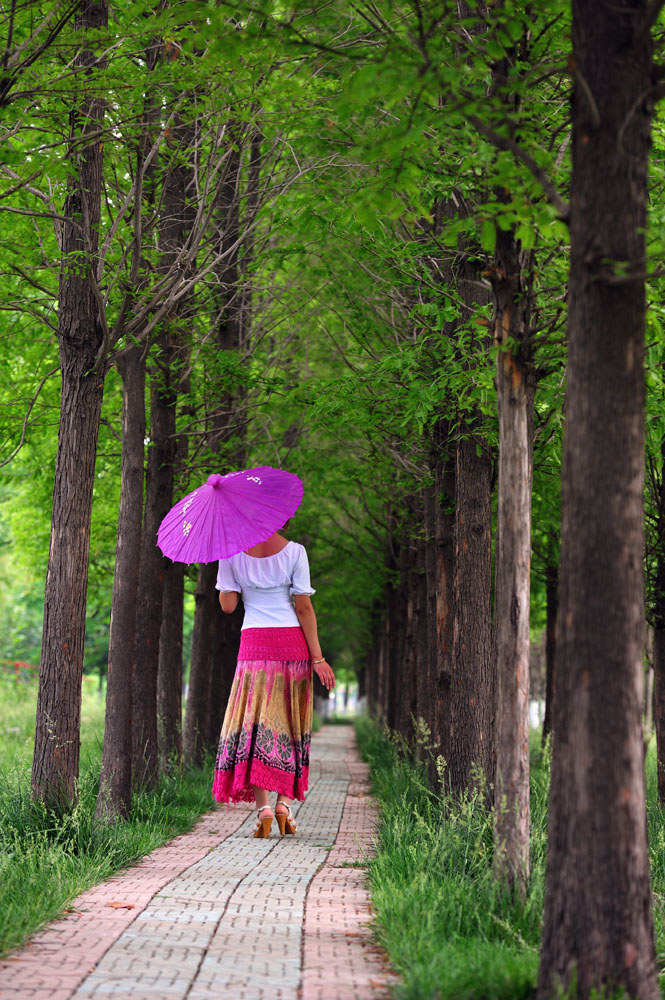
[{"xmin": 212, "ymin": 626, "xmax": 312, "ymax": 804}]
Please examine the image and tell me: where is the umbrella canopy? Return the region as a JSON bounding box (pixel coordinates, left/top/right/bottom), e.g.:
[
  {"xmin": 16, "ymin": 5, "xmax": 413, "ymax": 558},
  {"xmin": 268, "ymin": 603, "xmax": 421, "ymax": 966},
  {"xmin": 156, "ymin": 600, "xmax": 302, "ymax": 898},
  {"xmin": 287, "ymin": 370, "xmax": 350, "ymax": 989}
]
[{"xmin": 157, "ymin": 466, "xmax": 303, "ymax": 563}]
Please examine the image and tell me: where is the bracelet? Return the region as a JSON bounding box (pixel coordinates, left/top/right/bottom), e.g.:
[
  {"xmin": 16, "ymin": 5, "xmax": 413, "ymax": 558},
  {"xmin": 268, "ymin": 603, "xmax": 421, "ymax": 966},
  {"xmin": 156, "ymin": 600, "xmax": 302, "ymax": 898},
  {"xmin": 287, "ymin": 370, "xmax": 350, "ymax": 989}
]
[{"xmin": 312, "ymin": 657, "xmax": 326, "ymax": 664}]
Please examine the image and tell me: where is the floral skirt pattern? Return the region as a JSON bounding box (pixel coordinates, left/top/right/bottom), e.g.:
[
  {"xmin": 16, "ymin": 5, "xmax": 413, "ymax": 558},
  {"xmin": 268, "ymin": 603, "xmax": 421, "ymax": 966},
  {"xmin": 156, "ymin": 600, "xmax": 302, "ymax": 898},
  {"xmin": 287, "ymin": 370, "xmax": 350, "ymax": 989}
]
[{"xmin": 212, "ymin": 657, "xmax": 312, "ymax": 804}]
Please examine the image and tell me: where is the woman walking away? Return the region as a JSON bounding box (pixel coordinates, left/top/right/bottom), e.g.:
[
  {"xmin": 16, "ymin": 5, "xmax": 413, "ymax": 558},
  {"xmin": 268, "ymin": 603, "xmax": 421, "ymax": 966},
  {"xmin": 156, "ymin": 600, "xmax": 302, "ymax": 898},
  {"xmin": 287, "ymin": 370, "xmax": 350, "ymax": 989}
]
[{"xmin": 212, "ymin": 528, "xmax": 335, "ymax": 837}]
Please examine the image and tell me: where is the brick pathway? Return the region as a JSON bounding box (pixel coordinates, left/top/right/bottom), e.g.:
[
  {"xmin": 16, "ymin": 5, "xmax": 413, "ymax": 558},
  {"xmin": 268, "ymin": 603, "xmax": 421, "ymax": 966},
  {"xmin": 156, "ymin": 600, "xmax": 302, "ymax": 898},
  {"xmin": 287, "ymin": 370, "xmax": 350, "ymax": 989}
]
[{"xmin": 0, "ymin": 726, "xmax": 396, "ymax": 1000}]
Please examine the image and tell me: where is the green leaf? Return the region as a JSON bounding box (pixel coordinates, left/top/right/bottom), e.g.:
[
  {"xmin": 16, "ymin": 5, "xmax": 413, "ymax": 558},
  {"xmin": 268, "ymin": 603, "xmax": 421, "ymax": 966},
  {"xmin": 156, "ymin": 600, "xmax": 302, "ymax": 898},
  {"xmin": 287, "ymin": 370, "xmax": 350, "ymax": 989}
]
[
  {"xmin": 481, "ymin": 219, "xmax": 497, "ymax": 253},
  {"xmin": 515, "ymin": 222, "xmax": 536, "ymax": 250}
]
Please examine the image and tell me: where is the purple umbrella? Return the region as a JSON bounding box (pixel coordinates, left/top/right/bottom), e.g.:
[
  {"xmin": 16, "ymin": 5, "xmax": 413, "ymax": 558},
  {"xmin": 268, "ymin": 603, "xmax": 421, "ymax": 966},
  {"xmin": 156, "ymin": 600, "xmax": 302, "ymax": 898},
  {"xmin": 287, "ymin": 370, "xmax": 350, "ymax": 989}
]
[{"xmin": 157, "ymin": 466, "xmax": 304, "ymax": 563}]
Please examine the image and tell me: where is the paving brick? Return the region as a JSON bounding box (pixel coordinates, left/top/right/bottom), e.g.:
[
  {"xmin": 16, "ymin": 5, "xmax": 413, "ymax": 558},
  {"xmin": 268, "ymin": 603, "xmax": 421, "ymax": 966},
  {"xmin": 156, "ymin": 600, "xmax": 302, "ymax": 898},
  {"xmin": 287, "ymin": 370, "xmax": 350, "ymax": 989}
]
[{"xmin": 0, "ymin": 727, "xmax": 397, "ymax": 1000}]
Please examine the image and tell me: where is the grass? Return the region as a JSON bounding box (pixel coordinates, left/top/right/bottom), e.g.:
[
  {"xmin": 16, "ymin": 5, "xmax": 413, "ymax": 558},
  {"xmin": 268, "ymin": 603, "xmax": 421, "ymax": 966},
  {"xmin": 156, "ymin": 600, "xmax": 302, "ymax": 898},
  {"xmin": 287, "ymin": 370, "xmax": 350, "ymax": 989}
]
[
  {"xmin": 322, "ymin": 713, "xmax": 356, "ymax": 725},
  {"xmin": 0, "ymin": 671, "xmax": 217, "ymax": 958},
  {"xmin": 312, "ymin": 710, "xmax": 356, "ymax": 732},
  {"xmin": 355, "ymin": 716, "xmax": 665, "ymax": 1000}
]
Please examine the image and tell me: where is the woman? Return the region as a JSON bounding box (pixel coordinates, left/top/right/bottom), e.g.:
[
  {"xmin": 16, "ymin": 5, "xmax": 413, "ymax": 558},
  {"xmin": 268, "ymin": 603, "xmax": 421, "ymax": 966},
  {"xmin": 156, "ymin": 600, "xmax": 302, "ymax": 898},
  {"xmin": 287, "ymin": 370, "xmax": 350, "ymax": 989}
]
[{"xmin": 212, "ymin": 527, "xmax": 335, "ymax": 837}]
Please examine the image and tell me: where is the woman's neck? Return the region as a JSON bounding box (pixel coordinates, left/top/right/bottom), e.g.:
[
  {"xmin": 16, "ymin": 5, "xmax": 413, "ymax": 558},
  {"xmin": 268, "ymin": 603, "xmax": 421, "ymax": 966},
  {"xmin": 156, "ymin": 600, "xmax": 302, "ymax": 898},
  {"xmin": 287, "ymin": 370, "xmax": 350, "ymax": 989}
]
[{"xmin": 243, "ymin": 532, "xmax": 289, "ymax": 557}]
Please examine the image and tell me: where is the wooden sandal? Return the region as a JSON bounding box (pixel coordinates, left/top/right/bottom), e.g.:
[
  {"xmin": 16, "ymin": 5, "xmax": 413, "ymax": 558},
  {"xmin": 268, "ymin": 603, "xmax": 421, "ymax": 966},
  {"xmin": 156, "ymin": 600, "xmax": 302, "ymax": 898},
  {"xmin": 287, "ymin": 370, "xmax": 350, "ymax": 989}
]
[
  {"xmin": 275, "ymin": 801, "xmax": 297, "ymax": 836},
  {"xmin": 253, "ymin": 805, "xmax": 273, "ymax": 839}
]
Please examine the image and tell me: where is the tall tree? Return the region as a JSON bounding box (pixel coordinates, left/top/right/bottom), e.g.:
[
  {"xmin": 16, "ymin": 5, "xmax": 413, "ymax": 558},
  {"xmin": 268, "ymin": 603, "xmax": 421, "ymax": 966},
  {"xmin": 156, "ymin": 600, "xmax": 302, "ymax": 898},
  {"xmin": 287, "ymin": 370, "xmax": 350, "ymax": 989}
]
[
  {"xmin": 491, "ymin": 224, "xmax": 534, "ymax": 891},
  {"xmin": 538, "ymin": 1, "xmax": 659, "ymax": 995},
  {"xmin": 132, "ymin": 101, "xmax": 194, "ymax": 789},
  {"xmin": 95, "ymin": 344, "xmax": 145, "ymax": 820},
  {"xmin": 31, "ymin": 0, "xmax": 108, "ymax": 808},
  {"xmin": 183, "ymin": 132, "xmax": 246, "ymax": 765},
  {"xmin": 95, "ymin": 89, "xmax": 157, "ymax": 818}
]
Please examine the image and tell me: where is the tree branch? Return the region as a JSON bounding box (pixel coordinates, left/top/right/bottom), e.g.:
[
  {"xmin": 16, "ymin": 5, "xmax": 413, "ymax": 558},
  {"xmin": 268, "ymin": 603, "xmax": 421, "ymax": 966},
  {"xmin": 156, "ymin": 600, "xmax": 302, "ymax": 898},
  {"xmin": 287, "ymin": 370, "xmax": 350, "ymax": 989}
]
[
  {"xmin": 467, "ymin": 114, "xmax": 570, "ymax": 220},
  {"xmin": 0, "ymin": 366, "xmax": 60, "ymax": 469}
]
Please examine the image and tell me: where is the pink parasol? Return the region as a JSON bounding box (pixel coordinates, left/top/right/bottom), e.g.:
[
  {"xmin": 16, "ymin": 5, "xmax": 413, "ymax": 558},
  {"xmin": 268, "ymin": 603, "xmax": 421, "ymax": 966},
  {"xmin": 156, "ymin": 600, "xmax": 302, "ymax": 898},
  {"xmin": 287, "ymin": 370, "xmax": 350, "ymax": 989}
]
[{"xmin": 157, "ymin": 466, "xmax": 303, "ymax": 563}]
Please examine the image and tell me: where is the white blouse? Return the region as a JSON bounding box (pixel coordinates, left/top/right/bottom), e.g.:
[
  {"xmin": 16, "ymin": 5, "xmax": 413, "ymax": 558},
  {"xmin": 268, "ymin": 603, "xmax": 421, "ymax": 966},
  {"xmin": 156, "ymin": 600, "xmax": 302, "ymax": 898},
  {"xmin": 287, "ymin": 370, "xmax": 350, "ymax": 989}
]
[{"xmin": 215, "ymin": 541, "xmax": 315, "ymax": 630}]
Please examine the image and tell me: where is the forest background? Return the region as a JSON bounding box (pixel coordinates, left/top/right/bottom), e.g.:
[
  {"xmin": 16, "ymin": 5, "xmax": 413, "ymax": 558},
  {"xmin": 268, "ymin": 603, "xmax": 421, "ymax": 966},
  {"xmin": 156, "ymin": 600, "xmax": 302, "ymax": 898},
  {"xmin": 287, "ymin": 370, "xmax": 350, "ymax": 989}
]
[{"xmin": 3, "ymin": 0, "xmax": 665, "ymax": 996}]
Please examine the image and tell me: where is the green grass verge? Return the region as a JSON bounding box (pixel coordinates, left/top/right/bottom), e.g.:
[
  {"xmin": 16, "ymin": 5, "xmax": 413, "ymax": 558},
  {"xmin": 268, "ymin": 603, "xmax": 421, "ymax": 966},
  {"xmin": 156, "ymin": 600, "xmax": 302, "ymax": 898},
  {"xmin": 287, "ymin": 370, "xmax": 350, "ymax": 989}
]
[
  {"xmin": 0, "ymin": 673, "xmax": 217, "ymax": 958},
  {"xmin": 355, "ymin": 716, "xmax": 665, "ymax": 1000}
]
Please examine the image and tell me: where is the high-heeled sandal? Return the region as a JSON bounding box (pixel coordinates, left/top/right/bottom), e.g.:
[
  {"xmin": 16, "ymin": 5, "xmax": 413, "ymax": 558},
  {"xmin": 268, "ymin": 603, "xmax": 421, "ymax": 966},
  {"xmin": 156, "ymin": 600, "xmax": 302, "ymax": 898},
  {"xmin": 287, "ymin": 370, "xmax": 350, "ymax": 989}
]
[
  {"xmin": 275, "ymin": 801, "xmax": 297, "ymax": 836},
  {"xmin": 253, "ymin": 805, "xmax": 273, "ymax": 839}
]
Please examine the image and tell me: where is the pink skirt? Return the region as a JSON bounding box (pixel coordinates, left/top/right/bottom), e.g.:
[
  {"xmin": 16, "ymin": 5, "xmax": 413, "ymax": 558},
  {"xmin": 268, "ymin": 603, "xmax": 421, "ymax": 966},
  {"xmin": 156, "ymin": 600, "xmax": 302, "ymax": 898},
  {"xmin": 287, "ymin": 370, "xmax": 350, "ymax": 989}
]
[{"xmin": 212, "ymin": 627, "xmax": 312, "ymax": 804}]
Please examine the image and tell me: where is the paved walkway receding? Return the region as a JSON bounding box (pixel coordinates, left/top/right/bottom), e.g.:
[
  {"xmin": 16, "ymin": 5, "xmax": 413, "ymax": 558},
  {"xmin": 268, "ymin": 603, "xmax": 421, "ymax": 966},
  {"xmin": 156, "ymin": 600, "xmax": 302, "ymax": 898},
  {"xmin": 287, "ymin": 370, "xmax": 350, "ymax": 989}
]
[{"xmin": 0, "ymin": 726, "xmax": 397, "ymax": 1000}]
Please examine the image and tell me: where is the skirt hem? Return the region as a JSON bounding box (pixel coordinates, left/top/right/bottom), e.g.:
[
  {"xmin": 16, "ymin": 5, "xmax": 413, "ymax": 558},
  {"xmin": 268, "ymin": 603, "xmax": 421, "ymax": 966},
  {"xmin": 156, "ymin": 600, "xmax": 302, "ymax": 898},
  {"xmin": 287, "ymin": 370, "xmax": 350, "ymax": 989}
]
[{"xmin": 213, "ymin": 758, "xmax": 309, "ymax": 804}]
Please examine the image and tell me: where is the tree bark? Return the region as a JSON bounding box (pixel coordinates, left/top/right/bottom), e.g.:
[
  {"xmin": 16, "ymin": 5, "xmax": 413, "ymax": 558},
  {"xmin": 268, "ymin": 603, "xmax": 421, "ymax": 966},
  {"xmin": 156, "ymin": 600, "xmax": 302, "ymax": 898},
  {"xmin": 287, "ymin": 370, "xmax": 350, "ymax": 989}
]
[
  {"xmin": 434, "ymin": 246, "xmax": 494, "ymax": 795},
  {"xmin": 31, "ymin": 0, "xmax": 107, "ymax": 809},
  {"xmin": 132, "ymin": 106, "xmax": 192, "ymax": 789},
  {"xmin": 157, "ymin": 366, "xmax": 192, "ymax": 773},
  {"xmin": 132, "ymin": 359, "xmax": 177, "ymax": 788},
  {"xmin": 652, "ymin": 437, "xmax": 665, "ymax": 801},
  {"xmin": 537, "ymin": 2, "xmax": 658, "ymax": 995},
  {"xmin": 432, "ymin": 434, "xmax": 456, "ymax": 773},
  {"xmin": 183, "ymin": 562, "xmax": 218, "ymax": 767},
  {"xmin": 384, "ymin": 578, "xmax": 399, "ymax": 726},
  {"xmin": 183, "ymin": 135, "xmax": 244, "ymax": 759},
  {"xmin": 491, "ymin": 227, "xmax": 533, "ymax": 893},
  {"xmin": 422, "ymin": 482, "xmax": 444, "ymax": 775},
  {"xmin": 158, "ymin": 560, "xmax": 185, "ymax": 771},
  {"xmin": 96, "ymin": 347, "xmax": 145, "ymax": 820},
  {"xmin": 412, "ymin": 530, "xmax": 429, "ymax": 748},
  {"xmin": 206, "ymin": 602, "xmax": 241, "ymax": 751},
  {"xmin": 655, "ymin": 630, "xmax": 665, "ymax": 804},
  {"xmin": 445, "ymin": 431, "xmax": 492, "ymax": 794},
  {"xmin": 395, "ymin": 536, "xmax": 416, "ymax": 739},
  {"xmin": 541, "ymin": 557, "xmax": 558, "ymax": 747}
]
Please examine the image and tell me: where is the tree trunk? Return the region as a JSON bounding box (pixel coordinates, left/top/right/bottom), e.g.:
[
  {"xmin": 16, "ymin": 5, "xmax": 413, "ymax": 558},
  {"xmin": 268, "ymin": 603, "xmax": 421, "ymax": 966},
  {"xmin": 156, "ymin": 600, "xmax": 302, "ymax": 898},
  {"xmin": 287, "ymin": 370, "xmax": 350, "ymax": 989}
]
[
  {"xmin": 384, "ymin": 583, "xmax": 398, "ymax": 725},
  {"xmin": 157, "ymin": 368, "xmax": 192, "ymax": 773},
  {"xmin": 96, "ymin": 348, "xmax": 145, "ymax": 820},
  {"xmin": 395, "ymin": 537, "xmax": 416, "ymax": 739},
  {"xmin": 412, "ymin": 531, "xmax": 429, "ymax": 749},
  {"xmin": 541, "ymin": 558, "xmax": 558, "ymax": 747},
  {"xmin": 537, "ymin": 3, "xmax": 658, "ymax": 995},
  {"xmin": 357, "ymin": 663, "xmax": 366, "ymax": 702},
  {"xmin": 655, "ymin": 624, "xmax": 665, "ymax": 803},
  {"xmin": 132, "ymin": 106, "xmax": 192, "ymax": 789},
  {"xmin": 491, "ymin": 227, "xmax": 533, "ymax": 893},
  {"xmin": 31, "ymin": 0, "xmax": 108, "ymax": 809},
  {"xmin": 423, "ymin": 485, "xmax": 440, "ymax": 747},
  {"xmin": 374, "ymin": 588, "xmax": 391, "ymax": 721},
  {"xmin": 444, "ymin": 431, "xmax": 492, "ymax": 794},
  {"xmin": 644, "ymin": 628, "xmax": 654, "ymax": 734},
  {"xmin": 183, "ymin": 562, "xmax": 218, "ymax": 767},
  {"xmin": 158, "ymin": 560, "xmax": 185, "ymax": 772},
  {"xmin": 206, "ymin": 603, "xmax": 241, "ymax": 751},
  {"xmin": 432, "ymin": 435, "xmax": 456, "ymax": 774},
  {"xmin": 132, "ymin": 360, "xmax": 177, "ymax": 788},
  {"xmin": 653, "ymin": 437, "xmax": 665, "ymax": 801},
  {"xmin": 183, "ymin": 135, "xmax": 245, "ymax": 760}
]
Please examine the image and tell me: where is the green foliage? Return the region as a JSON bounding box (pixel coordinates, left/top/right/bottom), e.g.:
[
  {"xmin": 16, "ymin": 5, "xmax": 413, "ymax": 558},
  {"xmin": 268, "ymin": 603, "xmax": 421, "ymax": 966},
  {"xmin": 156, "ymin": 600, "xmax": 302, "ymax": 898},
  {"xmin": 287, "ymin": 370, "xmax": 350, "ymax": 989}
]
[
  {"xmin": 356, "ymin": 715, "xmax": 545, "ymax": 999},
  {"xmin": 356, "ymin": 718, "xmax": 665, "ymax": 1000},
  {"xmin": 0, "ymin": 0, "xmax": 576, "ymax": 677}
]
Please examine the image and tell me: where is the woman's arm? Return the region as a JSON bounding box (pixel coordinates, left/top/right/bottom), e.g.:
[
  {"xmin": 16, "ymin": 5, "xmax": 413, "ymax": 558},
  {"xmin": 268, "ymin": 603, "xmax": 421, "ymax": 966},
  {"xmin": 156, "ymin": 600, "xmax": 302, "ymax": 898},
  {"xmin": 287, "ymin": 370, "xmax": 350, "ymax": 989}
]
[
  {"xmin": 219, "ymin": 591, "xmax": 239, "ymax": 614},
  {"xmin": 293, "ymin": 594, "xmax": 335, "ymax": 690}
]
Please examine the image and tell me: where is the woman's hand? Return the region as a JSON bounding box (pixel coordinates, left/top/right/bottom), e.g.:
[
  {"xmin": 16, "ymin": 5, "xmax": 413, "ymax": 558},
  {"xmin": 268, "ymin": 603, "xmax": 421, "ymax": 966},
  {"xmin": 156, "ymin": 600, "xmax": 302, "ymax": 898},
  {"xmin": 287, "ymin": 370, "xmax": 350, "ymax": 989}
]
[{"xmin": 313, "ymin": 658, "xmax": 336, "ymax": 690}]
